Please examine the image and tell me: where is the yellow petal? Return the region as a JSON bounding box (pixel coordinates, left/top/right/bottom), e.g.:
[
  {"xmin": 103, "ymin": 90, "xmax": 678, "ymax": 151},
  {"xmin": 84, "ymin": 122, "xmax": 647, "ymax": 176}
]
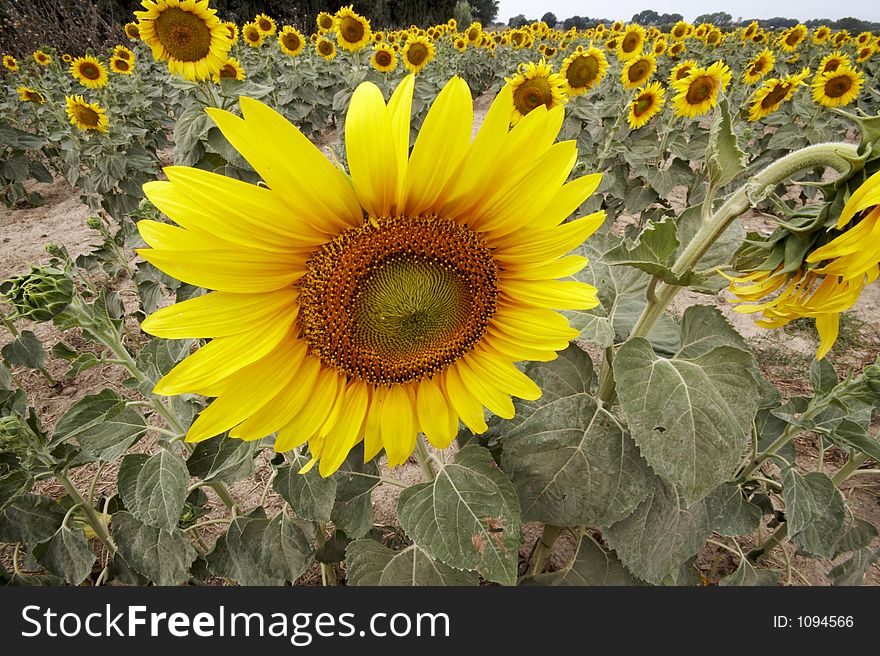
[
  {"xmin": 443, "ymin": 366, "xmax": 487, "ymax": 434},
  {"xmin": 466, "ymin": 350, "xmax": 542, "ymax": 400},
  {"xmin": 137, "ymin": 219, "xmax": 232, "ymax": 250},
  {"xmin": 503, "ymin": 279, "xmax": 600, "ymax": 310},
  {"xmin": 363, "ymin": 387, "xmax": 385, "ymax": 462},
  {"xmin": 416, "ymin": 377, "xmax": 458, "ymax": 449},
  {"xmin": 381, "ymin": 384, "xmax": 416, "ymax": 467},
  {"xmin": 815, "ymin": 313, "xmax": 840, "ymax": 359},
  {"xmin": 456, "ymin": 359, "xmax": 515, "ymax": 419},
  {"xmin": 387, "ymin": 74, "xmax": 414, "ymax": 206},
  {"xmin": 505, "ymin": 255, "xmax": 589, "ymax": 280},
  {"xmin": 346, "ymin": 82, "xmax": 398, "ymax": 218},
  {"xmin": 273, "ymin": 368, "xmax": 341, "ymax": 452},
  {"xmin": 317, "ymin": 380, "xmax": 369, "ymax": 477}
]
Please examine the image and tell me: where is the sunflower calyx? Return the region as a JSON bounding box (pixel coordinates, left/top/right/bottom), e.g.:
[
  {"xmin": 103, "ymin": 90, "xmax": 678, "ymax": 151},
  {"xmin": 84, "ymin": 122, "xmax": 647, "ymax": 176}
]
[{"xmin": 1, "ymin": 266, "xmax": 74, "ymax": 322}]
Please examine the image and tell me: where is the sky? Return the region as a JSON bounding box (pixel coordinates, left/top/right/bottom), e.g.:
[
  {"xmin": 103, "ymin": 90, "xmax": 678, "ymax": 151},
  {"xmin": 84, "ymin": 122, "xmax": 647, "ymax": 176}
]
[{"xmin": 496, "ymin": 0, "xmax": 880, "ymax": 23}]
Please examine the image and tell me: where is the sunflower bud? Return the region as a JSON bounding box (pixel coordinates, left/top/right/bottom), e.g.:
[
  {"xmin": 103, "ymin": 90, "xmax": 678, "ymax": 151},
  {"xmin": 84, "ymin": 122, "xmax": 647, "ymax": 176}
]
[
  {"xmin": 1, "ymin": 266, "xmax": 74, "ymax": 322},
  {"xmin": 86, "ymin": 215, "xmax": 104, "ymax": 231}
]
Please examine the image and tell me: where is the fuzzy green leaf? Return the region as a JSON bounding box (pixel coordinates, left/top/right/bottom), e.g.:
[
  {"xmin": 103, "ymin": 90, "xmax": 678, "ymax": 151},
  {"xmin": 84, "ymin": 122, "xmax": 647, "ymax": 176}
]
[
  {"xmin": 331, "ymin": 446, "xmax": 379, "ymax": 538},
  {"xmin": 782, "ymin": 469, "xmax": 845, "ymax": 558},
  {"xmin": 520, "ymin": 532, "xmax": 643, "ymax": 586},
  {"xmin": 112, "ymin": 511, "xmax": 196, "ymax": 585},
  {"xmin": 187, "ymin": 433, "xmax": 257, "ymax": 484},
  {"xmin": 273, "ymin": 451, "xmax": 338, "ymax": 522},
  {"xmin": 1, "ymin": 330, "xmax": 45, "ymax": 369},
  {"xmin": 118, "ymin": 450, "xmax": 190, "ymax": 531},
  {"xmin": 707, "ymin": 96, "xmax": 746, "ymax": 188},
  {"xmin": 719, "ymin": 559, "xmax": 780, "ymax": 586},
  {"xmin": 345, "ymin": 540, "xmax": 479, "ymax": 586},
  {"xmin": 34, "ymin": 525, "xmax": 96, "ymax": 584}
]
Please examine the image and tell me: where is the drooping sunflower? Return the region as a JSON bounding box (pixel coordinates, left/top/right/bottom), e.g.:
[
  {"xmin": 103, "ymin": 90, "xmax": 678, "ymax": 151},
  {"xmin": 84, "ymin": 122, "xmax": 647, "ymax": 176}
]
[
  {"xmin": 135, "ymin": 0, "xmax": 232, "ymax": 81},
  {"xmin": 17, "ymin": 86, "xmax": 45, "ymax": 104},
  {"xmin": 242, "ymin": 22, "xmax": 264, "ymax": 47},
  {"xmin": 747, "ymin": 68, "xmax": 810, "ymax": 121},
  {"xmin": 671, "ymin": 60, "xmax": 731, "ymax": 118},
  {"xmin": 278, "ymin": 26, "xmax": 305, "ymax": 57},
  {"xmin": 812, "ymin": 64, "xmax": 864, "ymax": 108},
  {"xmin": 315, "ymin": 37, "xmax": 336, "ymax": 61},
  {"xmin": 741, "ymin": 21, "xmax": 759, "ymax": 42},
  {"xmin": 136, "ymin": 75, "xmax": 604, "ymax": 476},
  {"xmin": 70, "ymin": 56, "xmax": 108, "ymax": 89},
  {"xmin": 254, "ymin": 13, "xmax": 276, "ymax": 36},
  {"xmin": 818, "ymin": 52, "xmax": 850, "ymax": 75},
  {"xmin": 401, "ymin": 35, "xmax": 435, "ymax": 74},
  {"xmin": 316, "ymin": 11, "xmax": 335, "ymax": 33},
  {"xmin": 113, "ymin": 45, "xmax": 134, "ymax": 61},
  {"xmin": 33, "ymin": 50, "xmax": 51, "ymax": 66},
  {"xmin": 3, "ymin": 54, "xmax": 18, "ymax": 71},
  {"xmin": 616, "ymin": 23, "xmax": 645, "ymax": 61},
  {"xmin": 369, "ymin": 43, "xmax": 397, "ymax": 73},
  {"xmin": 741, "ymin": 49, "xmax": 775, "ymax": 85},
  {"xmin": 212, "ymin": 57, "xmax": 245, "ymax": 82},
  {"xmin": 621, "ymin": 53, "xmax": 656, "ymax": 90},
  {"xmin": 124, "ymin": 22, "xmax": 141, "ymax": 40},
  {"xmin": 669, "ymin": 60, "xmax": 697, "ymax": 85},
  {"xmin": 65, "ymin": 95, "xmax": 109, "ymax": 132},
  {"xmin": 507, "ymin": 59, "xmax": 568, "ymax": 124},
  {"xmin": 812, "ymin": 26, "xmax": 831, "ymax": 44},
  {"xmin": 628, "ymin": 81, "xmax": 665, "ymax": 129},
  {"xmin": 110, "ymin": 55, "xmax": 134, "ymax": 74},
  {"xmin": 559, "ymin": 46, "xmax": 607, "ymax": 96},
  {"xmin": 727, "ymin": 171, "xmax": 880, "ymax": 359},
  {"xmin": 334, "ymin": 5, "xmax": 371, "ymax": 52}
]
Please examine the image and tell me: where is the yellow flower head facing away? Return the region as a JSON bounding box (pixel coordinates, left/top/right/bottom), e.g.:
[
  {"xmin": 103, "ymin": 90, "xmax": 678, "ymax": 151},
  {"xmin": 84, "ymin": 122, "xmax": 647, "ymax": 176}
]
[
  {"xmin": 727, "ymin": 170, "xmax": 880, "ymax": 359},
  {"xmin": 136, "ymin": 75, "xmax": 604, "ymax": 476},
  {"xmin": 135, "ymin": 0, "xmax": 232, "ymax": 81}
]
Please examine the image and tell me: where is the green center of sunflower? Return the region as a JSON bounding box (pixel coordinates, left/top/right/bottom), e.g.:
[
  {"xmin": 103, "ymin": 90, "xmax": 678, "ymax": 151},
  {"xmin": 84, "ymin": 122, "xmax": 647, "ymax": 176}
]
[
  {"xmin": 513, "ymin": 77, "xmax": 552, "ymax": 115},
  {"xmin": 375, "ymin": 50, "xmax": 392, "ymax": 67},
  {"xmin": 627, "ymin": 59, "xmax": 650, "ymax": 83},
  {"xmin": 282, "ymin": 33, "xmax": 301, "ymax": 51},
  {"xmin": 72, "ymin": 104, "xmax": 99, "ymax": 128},
  {"xmin": 80, "ymin": 63, "xmax": 100, "ymax": 79},
  {"xmin": 298, "ymin": 216, "xmax": 498, "ymax": 386},
  {"xmin": 621, "ymin": 32, "xmax": 640, "ymax": 53},
  {"xmin": 685, "ymin": 76, "xmax": 715, "ymax": 104},
  {"xmin": 825, "ymin": 75, "xmax": 853, "ymax": 98},
  {"xmin": 340, "ymin": 16, "xmax": 365, "ymax": 43},
  {"xmin": 406, "ymin": 43, "xmax": 428, "ymax": 65},
  {"xmin": 154, "ymin": 6, "xmax": 212, "ymax": 62},
  {"xmin": 633, "ymin": 93, "xmax": 655, "ymax": 116}
]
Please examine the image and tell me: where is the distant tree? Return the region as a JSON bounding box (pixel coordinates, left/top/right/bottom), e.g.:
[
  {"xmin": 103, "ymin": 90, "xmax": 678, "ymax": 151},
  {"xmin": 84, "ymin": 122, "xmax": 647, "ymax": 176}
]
[
  {"xmin": 453, "ymin": 0, "xmax": 474, "ymax": 26},
  {"xmin": 834, "ymin": 17, "xmax": 870, "ymax": 31},
  {"xmin": 694, "ymin": 12, "xmax": 733, "ymax": 26},
  {"xmin": 541, "ymin": 11, "xmax": 557, "ymax": 27},
  {"xmin": 631, "ymin": 10, "xmax": 660, "ymax": 25},
  {"xmin": 563, "ymin": 15, "xmax": 589, "ymax": 30},
  {"xmin": 469, "ymin": 0, "xmax": 499, "ymax": 24},
  {"xmin": 758, "ymin": 17, "xmax": 798, "ymax": 29},
  {"xmin": 508, "ymin": 13, "xmax": 528, "ymax": 28}
]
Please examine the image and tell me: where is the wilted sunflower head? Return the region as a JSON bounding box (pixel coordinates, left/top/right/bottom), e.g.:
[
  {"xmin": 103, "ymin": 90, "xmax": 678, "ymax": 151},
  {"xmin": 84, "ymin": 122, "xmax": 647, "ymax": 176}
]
[
  {"xmin": 278, "ymin": 26, "xmax": 305, "ymax": 56},
  {"xmin": 507, "ymin": 59, "xmax": 568, "ymax": 123},
  {"xmin": 65, "ymin": 95, "xmax": 109, "ymax": 132},
  {"xmin": 70, "ymin": 56, "xmax": 108, "ymax": 89},
  {"xmin": 401, "ymin": 35, "xmax": 435, "ymax": 74},
  {"xmin": 334, "ymin": 5, "xmax": 371, "ymax": 51},
  {"xmin": 135, "ymin": 0, "xmax": 232, "ymax": 81},
  {"xmin": 136, "ymin": 75, "xmax": 604, "ymax": 476},
  {"xmin": 812, "ymin": 64, "xmax": 864, "ymax": 108},
  {"xmin": 560, "ymin": 46, "xmax": 607, "ymax": 96}
]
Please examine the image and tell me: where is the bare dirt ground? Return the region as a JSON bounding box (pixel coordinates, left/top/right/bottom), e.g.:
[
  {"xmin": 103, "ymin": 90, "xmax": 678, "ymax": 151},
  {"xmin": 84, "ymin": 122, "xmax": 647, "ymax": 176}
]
[{"xmin": 1, "ymin": 99, "xmax": 877, "ymax": 585}]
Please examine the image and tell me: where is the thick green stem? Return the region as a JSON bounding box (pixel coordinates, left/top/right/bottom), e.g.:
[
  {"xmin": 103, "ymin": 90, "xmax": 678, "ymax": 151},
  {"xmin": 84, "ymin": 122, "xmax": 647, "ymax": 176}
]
[
  {"xmin": 58, "ymin": 470, "xmax": 116, "ymax": 555},
  {"xmin": 207, "ymin": 481, "xmax": 237, "ymax": 513},
  {"xmin": 0, "ymin": 311, "xmax": 20, "ymax": 337},
  {"xmin": 527, "ymin": 524, "xmax": 562, "ymax": 575},
  {"xmin": 414, "ymin": 434, "xmax": 437, "ymax": 481},
  {"xmin": 831, "ymin": 451, "xmax": 872, "ymax": 486}
]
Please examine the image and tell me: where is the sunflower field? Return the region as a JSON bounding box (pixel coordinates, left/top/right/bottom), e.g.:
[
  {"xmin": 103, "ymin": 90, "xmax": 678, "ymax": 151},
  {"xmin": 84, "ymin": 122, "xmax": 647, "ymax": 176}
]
[{"xmin": 0, "ymin": 1, "xmax": 879, "ymax": 589}]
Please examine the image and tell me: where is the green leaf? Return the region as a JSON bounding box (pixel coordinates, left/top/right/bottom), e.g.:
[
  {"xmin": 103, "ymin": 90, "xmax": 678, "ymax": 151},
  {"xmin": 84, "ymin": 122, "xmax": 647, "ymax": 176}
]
[
  {"xmin": 676, "ymin": 305, "xmax": 749, "ymax": 359},
  {"xmin": 833, "ymin": 517, "xmax": 878, "ymax": 558},
  {"xmin": 1, "ymin": 330, "xmax": 45, "ymax": 369},
  {"xmin": 706, "ymin": 96, "xmax": 746, "ymax": 188},
  {"xmin": 782, "ymin": 469, "xmax": 845, "ymax": 558},
  {"xmin": 520, "ymin": 532, "xmax": 643, "ymax": 586},
  {"xmin": 0, "ymin": 362, "xmax": 12, "ymax": 389},
  {"xmin": 345, "ymin": 540, "xmax": 479, "ymax": 586},
  {"xmin": 65, "ymin": 353, "xmax": 100, "ymax": 378},
  {"xmin": 604, "ymin": 480, "xmax": 713, "ymax": 585},
  {"xmin": 273, "ymin": 451, "xmax": 338, "ymax": 522},
  {"xmin": 0, "ymin": 467, "xmax": 32, "ymax": 512},
  {"xmin": 33, "ymin": 525, "xmax": 96, "ymax": 584},
  {"xmin": 563, "ymin": 304, "xmax": 615, "ymax": 348},
  {"xmin": 0, "ymin": 494, "xmax": 66, "ymax": 547},
  {"xmin": 503, "ymin": 346, "xmax": 656, "ymax": 527},
  {"xmin": 53, "ymin": 390, "xmax": 147, "ymax": 461},
  {"xmin": 705, "ymin": 483, "xmax": 762, "ymax": 537},
  {"xmin": 829, "ymin": 547, "xmax": 880, "ymax": 585},
  {"xmin": 604, "ymin": 217, "xmax": 700, "ymax": 286},
  {"xmin": 614, "ymin": 337, "xmax": 759, "ymax": 503},
  {"xmin": 719, "ymin": 559, "xmax": 780, "ymax": 586},
  {"xmin": 111, "ymin": 511, "xmax": 196, "ymax": 585},
  {"xmin": 675, "ymin": 205, "xmax": 744, "ymax": 278},
  {"xmin": 207, "ymin": 512, "xmax": 313, "ymax": 585},
  {"xmin": 134, "ymin": 338, "xmax": 194, "ymax": 388},
  {"xmin": 331, "ymin": 446, "xmax": 379, "ymax": 538},
  {"xmin": 118, "ymin": 450, "xmax": 190, "ymax": 531},
  {"xmin": 810, "ymin": 358, "xmax": 838, "ymax": 395},
  {"xmin": 187, "ymin": 433, "xmax": 257, "ymax": 484},
  {"xmin": 397, "ymin": 445, "xmax": 521, "ymax": 585}
]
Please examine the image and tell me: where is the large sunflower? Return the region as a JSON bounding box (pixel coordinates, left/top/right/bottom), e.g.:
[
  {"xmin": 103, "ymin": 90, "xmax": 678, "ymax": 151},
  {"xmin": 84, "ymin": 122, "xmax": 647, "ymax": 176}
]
[
  {"xmin": 507, "ymin": 59, "xmax": 568, "ymax": 123},
  {"xmin": 136, "ymin": 76, "xmax": 603, "ymax": 476},
  {"xmin": 812, "ymin": 64, "xmax": 864, "ymax": 108},
  {"xmin": 370, "ymin": 43, "xmax": 397, "ymax": 73},
  {"xmin": 741, "ymin": 49, "xmax": 775, "ymax": 85},
  {"xmin": 616, "ymin": 24, "xmax": 645, "ymax": 60},
  {"xmin": 559, "ymin": 46, "xmax": 607, "ymax": 96},
  {"xmin": 278, "ymin": 26, "xmax": 305, "ymax": 57},
  {"xmin": 135, "ymin": 0, "xmax": 231, "ymax": 81},
  {"xmin": 670, "ymin": 61, "xmax": 731, "ymax": 118},
  {"xmin": 70, "ymin": 56, "xmax": 108, "ymax": 89},
  {"xmin": 335, "ymin": 5, "xmax": 371, "ymax": 51},
  {"xmin": 401, "ymin": 35, "xmax": 435, "ymax": 74},
  {"xmin": 621, "ymin": 54, "xmax": 656, "ymax": 90},
  {"xmin": 65, "ymin": 95, "xmax": 109, "ymax": 132},
  {"xmin": 628, "ymin": 81, "xmax": 665, "ymax": 129},
  {"xmin": 748, "ymin": 68, "xmax": 809, "ymax": 121}
]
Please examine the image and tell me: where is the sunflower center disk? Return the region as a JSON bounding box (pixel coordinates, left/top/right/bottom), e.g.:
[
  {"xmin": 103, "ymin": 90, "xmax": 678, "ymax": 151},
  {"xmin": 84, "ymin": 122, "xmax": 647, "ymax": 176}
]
[
  {"xmin": 686, "ymin": 77, "xmax": 714, "ymax": 104},
  {"xmin": 73, "ymin": 105, "xmax": 99, "ymax": 127},
  {"xmin": 407, "ymin": 44, "xmax": 428, "ymax": 65},
  {"xmin": 340, "ymin": 17, "xmax": 365, "ymax": 43},
  {"xmin": 567, "ymin": 56, "xmax": 597, "ymax": 88},
  {"xmin": 826, "ymin": 76, "xmax": 852, "ymax": 98},
  {"xmin": 514, "ymin": 78, "xmax": 551, "ymax": 115},
  {"xmin": 154, "ymin": 6, "xmax": 212, "ymax": 62},
  {"xmin": 298, "ymin": 216, "xmax": 499, "ymax": 386}
]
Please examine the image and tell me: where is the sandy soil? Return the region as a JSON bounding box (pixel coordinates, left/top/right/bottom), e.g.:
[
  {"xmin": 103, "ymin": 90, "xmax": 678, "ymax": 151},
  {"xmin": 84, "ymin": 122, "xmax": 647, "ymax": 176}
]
[{"xmin": 1, "ymin": 96, "xmax": 877, "ymax": 586}]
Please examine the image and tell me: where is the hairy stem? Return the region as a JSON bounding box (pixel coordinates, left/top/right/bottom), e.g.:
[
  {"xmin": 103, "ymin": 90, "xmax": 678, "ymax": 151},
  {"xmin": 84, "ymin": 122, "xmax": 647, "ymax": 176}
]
[{"xmin": 527, "ymin": 524, "xmax": 562, "ymax": 576}]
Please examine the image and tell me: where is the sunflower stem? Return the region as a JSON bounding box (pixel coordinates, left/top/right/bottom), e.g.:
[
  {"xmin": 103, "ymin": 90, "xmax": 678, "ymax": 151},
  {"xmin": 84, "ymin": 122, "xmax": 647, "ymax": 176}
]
[
  {"xmin": 57, "ymin": 468, "xmax": 116, "ymax": 556},
  {"xmin": 527, "ymin": 524, "xmax": 562, "ymax": 575},
  {"xmin": 414, "ymin": 434, "xmax": 436, "ymax": 481}
]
